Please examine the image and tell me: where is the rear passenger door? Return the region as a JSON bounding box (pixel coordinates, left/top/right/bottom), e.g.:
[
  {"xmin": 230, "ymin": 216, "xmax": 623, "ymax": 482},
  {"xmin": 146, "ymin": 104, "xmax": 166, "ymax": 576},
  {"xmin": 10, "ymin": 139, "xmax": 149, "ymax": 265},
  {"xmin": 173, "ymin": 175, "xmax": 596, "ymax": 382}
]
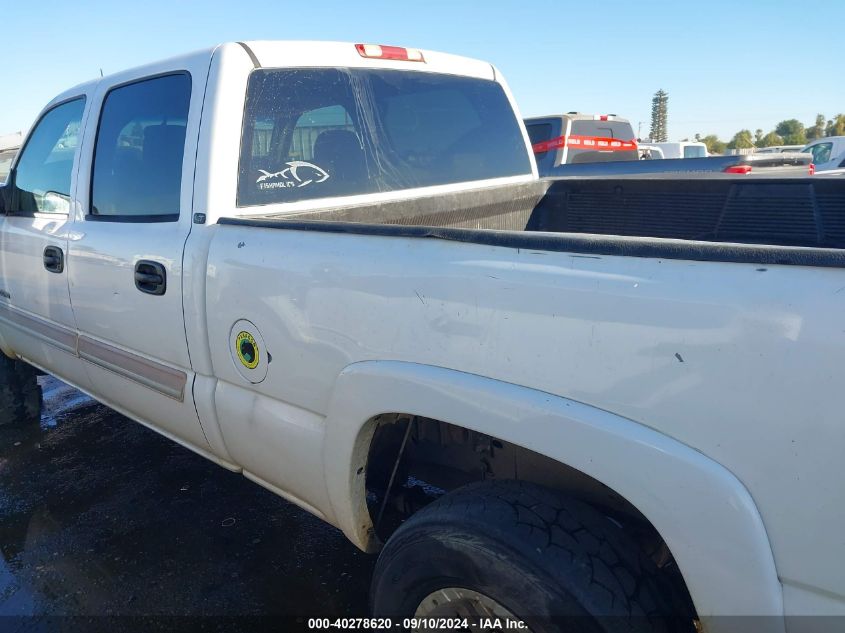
[{"xmin": 68, "ymin": 66, "xmax": 210, "ymax": 451}]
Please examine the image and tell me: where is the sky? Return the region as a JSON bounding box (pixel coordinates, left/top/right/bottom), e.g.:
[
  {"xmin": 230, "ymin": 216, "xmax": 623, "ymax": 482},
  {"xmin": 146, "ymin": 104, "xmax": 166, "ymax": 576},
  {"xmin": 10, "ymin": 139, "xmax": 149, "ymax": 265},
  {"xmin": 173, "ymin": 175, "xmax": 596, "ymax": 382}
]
[{"xmin": 1, "ymin": 0, "xmax": 842, "ymax": 142}]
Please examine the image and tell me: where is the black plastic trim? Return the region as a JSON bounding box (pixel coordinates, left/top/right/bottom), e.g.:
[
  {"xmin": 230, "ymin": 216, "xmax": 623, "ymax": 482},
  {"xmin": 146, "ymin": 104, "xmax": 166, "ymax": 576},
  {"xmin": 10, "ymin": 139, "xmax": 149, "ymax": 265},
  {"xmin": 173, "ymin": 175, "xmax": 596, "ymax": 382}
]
[
  {"xmin": 85, "ymin": 213, "xmax": 179, "ymax": 223},
  {"xmin": 217, "ymin": 216, "xmax": 845, "ymax": 269}
]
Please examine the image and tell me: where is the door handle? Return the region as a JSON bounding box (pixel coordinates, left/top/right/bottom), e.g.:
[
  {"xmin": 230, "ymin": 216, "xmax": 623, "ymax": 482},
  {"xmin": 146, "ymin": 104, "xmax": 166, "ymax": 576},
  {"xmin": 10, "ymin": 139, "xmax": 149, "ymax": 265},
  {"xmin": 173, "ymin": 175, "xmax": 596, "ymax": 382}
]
[
  {"xmin": 134, "ymin": 260, "xmax": 167, "ymax": 296},
  {"xmin": 43, "ymin": 246, "xmax": 64, "ymax": 273}
]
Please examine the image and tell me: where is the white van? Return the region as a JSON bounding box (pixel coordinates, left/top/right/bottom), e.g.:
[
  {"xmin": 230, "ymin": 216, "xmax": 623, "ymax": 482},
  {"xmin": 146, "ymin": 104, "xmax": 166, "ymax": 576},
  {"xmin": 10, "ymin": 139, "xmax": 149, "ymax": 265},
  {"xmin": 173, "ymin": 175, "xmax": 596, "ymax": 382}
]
[{"xmin": 801, "ymin": 136, "xmax": 845, "ymax": 171}]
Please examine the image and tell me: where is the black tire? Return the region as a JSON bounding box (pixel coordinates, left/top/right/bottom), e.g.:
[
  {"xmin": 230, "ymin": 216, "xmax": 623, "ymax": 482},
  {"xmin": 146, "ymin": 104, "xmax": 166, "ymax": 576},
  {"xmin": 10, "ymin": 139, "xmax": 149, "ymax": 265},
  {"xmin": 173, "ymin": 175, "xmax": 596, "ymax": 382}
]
[
  {"xmin": 0, "ymin": 354, "xmax": 42, "ymax": 427},
  {"xmin": 371, "ymin": 480, "xmax": 693, "ymax": 633}
]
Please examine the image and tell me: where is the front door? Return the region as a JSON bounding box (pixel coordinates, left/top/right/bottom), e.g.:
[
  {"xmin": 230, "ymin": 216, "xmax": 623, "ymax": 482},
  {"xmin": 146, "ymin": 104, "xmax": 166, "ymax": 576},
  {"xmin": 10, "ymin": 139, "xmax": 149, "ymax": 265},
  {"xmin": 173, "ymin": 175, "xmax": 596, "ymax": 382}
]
[
  {"xmin": 0, "ymin": 96, "xmax": 90, "ymax": 387},
  {"xmin": 68, "ymin": 68, "xmax": 209, "ymax": 451}
]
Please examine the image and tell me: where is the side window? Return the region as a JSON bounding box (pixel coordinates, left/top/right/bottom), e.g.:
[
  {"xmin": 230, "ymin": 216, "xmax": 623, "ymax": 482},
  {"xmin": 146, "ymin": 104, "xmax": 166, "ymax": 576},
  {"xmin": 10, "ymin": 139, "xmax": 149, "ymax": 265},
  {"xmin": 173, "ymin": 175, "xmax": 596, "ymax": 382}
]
[
  {"xmin": 9, "ymin": 98, "xmax": 85, "ymax": 215},
  {"xmin": 91, "ymin": 73, "xmax": 191, "ymax": 220},
  {"xmin": 808, "ymin": 143, "xmax": 832, "ymax": 165}
]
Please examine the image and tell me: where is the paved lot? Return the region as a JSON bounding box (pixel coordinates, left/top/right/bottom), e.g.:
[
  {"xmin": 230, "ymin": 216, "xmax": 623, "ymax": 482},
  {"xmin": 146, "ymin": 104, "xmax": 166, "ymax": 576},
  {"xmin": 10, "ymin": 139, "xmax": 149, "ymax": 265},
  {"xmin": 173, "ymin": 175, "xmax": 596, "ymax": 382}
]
[{"xmin": 0, "ymin": 376, "xmax": 374, "ymax": 630}]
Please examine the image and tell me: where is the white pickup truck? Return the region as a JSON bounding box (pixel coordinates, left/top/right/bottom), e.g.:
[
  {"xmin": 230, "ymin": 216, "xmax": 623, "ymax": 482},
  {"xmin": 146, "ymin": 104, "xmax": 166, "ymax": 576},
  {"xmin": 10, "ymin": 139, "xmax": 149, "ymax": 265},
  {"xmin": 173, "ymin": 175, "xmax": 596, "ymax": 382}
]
[{"xmin": 1, "ymin": 41, "xmax": 844, "ymax": 633}]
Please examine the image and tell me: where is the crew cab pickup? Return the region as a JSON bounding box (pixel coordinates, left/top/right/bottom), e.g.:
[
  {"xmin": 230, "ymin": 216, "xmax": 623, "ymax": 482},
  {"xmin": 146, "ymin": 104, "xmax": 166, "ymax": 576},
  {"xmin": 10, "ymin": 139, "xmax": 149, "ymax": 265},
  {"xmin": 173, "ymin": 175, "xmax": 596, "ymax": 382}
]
[{"xmin": 2, "ymin": 41, "xmax": 845, "ymax": 633}]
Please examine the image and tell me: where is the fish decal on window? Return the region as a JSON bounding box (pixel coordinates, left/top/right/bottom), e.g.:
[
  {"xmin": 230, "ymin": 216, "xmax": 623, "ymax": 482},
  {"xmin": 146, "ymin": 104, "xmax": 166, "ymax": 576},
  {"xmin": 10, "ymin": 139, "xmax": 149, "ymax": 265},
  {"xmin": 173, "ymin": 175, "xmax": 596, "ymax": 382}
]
[{"xmin": 256, "ymin": 161, "xmax": 330, "ymax": 190}]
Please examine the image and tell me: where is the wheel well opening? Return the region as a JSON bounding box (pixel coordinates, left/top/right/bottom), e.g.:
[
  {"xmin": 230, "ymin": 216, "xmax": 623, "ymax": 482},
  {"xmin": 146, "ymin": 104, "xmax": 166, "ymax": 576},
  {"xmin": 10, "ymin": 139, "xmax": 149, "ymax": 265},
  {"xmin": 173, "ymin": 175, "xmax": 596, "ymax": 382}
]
[{"xmin": 364, "ymin": 414, "xmax": 696, "ymax": 618}]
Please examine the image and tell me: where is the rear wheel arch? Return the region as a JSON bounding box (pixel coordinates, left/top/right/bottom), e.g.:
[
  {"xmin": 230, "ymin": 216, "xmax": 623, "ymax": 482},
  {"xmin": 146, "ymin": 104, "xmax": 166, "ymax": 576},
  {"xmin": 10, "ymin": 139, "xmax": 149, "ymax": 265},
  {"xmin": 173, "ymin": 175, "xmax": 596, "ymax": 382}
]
[{"xmin": 321, "ymin": 361, "xmax": 784, "ymax": 624}]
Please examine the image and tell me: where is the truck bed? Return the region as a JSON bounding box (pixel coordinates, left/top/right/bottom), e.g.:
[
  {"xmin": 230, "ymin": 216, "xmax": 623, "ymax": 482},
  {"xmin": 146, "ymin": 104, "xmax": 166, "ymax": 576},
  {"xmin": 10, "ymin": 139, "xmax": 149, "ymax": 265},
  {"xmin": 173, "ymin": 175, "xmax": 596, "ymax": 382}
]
[{"xmin": 227, "ymin": 177, "xmax": 845, "ymax": 265}]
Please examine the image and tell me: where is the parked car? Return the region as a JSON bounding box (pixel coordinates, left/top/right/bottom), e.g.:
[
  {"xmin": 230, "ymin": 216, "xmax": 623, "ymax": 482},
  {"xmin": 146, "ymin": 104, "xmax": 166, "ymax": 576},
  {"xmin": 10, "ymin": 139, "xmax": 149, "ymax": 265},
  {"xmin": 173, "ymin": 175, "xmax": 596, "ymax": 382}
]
[
  {"xmin": 3, "ymin": 41, "xmax": 845, "ymax": 632},
  {"xmin": 801, "ymin": 136, "xmax": 845, "ymax": 171},
  {"xmin": 524, "ymin": 113, "xmax": 638, "ymax": 174},
  {"xmin": 0, "ymin": 132, "xmax": 22, "ymax": 183}
]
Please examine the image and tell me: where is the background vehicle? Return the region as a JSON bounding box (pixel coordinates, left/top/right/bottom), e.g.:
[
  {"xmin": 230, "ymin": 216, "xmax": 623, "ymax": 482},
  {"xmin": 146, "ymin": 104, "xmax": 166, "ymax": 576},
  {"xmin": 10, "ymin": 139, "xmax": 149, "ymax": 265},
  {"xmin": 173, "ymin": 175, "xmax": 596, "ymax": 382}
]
[
  {"xmin": 638, "ymin": 143, "xmax": 666, "ymax": 159},
  {"xmin": 0, "ymin": 132, "xmax": 22, "ymax": 183},
  {"xmin": 546, "ymin": 151, "xmax": 812, "ymax": 177},
  {"xmin": 646, "ymin": 141, "xmax": 708, "ymax": 159},
  {"xmin": 801, "ymin": 136, "xmax": 845, "ymax": 171},
  {"xmin": 525, "ymin": 112, "xmax": 638, "ymax": 174},
  {"xmin": 754, "ymin": 144, "xmax": 805, "ymax": 154},
  {"xmin": 2, "ymin": 41, "xmax": 845, "ymax": 632}
]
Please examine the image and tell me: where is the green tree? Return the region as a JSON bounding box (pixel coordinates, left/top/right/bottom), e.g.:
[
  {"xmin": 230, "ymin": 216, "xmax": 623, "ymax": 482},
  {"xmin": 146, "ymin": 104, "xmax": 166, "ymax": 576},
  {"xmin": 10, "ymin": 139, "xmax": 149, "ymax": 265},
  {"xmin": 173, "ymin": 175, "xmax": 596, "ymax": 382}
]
[
  {"xmin": 754, "ymin": 129, "xmax": 764, "ymax": 145},
  {"xmin": 826, "ymin": 114, "xmax": 845, "ymax": 137},
  {"xmin": 649, "ymin": 89, "xmax": 669, "ymax": 143},
  {"xmin": 757, "ymin": 131, "xmax": 784, "ymax": 147},
  {"xmin": 774, "ymin": 119, "xmax": 807, "ymax": 145},
  {"xmin": 700, "ymin": 134, "xmax": 726, "ymax": 154},
  {"xmin": 806, "ymin": 114, "xmax": 826, "ymax": 141},
  {"xmin": 727, "ymin": 129, "xmax": 754, "ymax": 150}
]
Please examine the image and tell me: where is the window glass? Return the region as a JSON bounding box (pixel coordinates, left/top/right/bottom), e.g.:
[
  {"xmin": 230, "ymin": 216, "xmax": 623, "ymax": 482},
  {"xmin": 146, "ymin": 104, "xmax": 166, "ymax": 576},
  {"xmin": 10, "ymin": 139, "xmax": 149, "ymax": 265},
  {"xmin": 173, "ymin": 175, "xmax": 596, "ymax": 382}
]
[
  {"xmin": 291, "ymin": 105, "xmax": 356, "ymax": 161},
  {"xmin": 10, "ymin": 98, "xmax": 85, "ymax": 214},
  {"xmin": 807, "ymin": 143, "xmax": 832, "ymax": 165},
  {"xmin": 683, "ymin": 145, "xmax": 706, "ymax": 158},
  {"xmin": 569, "ymin": 120, "xmax": 635, "ymax": 139},
  {"xmin": 525, "ymin": 123, "xmax": 553, "ymax": 160},
  {"xmin": 567, "ymin": 119, "xmax": 638, "ymax": 164},
  {"xmin": 91, "ymin": 73, "xmax": 191, "ymax": 219},
  {"xmin": 238, "ymin": 68, "xmax": 531, "ymax": 207},
  {"xmin": 526, "ymin": 123, "xmax": 553, "ymax": 146}
]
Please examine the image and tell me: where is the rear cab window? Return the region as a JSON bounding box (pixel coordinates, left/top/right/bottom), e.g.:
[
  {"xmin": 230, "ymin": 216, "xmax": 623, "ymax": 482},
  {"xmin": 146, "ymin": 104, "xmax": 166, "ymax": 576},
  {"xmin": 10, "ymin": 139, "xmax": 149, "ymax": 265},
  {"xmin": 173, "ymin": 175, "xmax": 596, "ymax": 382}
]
[
  {"xmin": 683, "ymin": 145, "xmax": 707, "ymax": 158},
  {"xmin": 238, "ymin": 68, "xmax": 532, "ymax": 207},
  {"xmin": 567, "ymin": 119, "xmax": 638, "ymax": 164}
]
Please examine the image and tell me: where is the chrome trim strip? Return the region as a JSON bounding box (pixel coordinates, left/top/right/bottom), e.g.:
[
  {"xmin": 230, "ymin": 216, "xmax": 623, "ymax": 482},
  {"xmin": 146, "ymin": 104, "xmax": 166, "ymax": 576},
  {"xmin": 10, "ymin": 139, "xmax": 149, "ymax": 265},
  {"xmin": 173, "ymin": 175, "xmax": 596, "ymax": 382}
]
[
  {"xmin": 78, "ymin": 336, "xmax": 186, "ymax": 401},
  {"xmin": 0, "ymin": 302, "xmax": 78, "ymax": 354},
  {"xmin": 0, "ymin": 302, "xmax": 186, "ymax": 400}
]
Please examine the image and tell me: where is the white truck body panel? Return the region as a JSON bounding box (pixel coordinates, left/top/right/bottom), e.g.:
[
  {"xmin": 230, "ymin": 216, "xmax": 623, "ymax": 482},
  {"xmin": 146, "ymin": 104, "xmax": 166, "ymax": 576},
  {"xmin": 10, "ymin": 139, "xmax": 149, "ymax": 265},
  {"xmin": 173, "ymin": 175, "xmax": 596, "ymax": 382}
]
[{"xmin": 201, "ymin": 223, "xmax": 845, "ymax": 625}]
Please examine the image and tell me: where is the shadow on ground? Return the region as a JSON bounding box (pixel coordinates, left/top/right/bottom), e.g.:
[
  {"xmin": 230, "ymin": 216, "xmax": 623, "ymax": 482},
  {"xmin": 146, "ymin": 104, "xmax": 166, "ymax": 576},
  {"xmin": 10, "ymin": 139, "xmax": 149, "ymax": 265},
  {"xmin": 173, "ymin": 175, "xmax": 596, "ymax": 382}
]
[{"xmin": 0, "ymin": 376, "xmax": 374, "ymax": 629}]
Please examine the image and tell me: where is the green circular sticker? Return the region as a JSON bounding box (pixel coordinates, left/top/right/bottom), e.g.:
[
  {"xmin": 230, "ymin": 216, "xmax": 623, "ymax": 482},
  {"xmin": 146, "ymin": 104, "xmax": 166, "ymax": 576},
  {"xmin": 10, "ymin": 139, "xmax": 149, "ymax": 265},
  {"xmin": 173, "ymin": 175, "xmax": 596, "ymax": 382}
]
[{"xmin": 236, "ymin": 331, "xmax": 259, "ymax": 369}]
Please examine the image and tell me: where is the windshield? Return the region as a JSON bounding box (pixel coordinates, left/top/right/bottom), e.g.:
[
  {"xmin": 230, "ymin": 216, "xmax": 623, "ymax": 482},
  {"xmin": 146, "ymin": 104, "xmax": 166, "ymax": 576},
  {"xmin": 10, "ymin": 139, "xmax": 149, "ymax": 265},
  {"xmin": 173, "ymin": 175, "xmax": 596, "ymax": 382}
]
[{"xmin": 238, "ymin": 68, "xmax": 532, "ymax": 207}]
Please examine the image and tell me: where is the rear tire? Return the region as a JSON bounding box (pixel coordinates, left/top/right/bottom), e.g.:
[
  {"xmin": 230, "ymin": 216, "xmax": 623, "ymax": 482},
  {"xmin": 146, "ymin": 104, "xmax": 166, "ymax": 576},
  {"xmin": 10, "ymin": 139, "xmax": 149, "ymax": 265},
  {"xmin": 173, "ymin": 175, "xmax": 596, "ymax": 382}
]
[
  {"xmin": 371, "ymin": 480, "xmax": 693, "ymax": 633},
  {"xmin": 0, "ymin": 355, "xmax": 42, "ymax": 427}
]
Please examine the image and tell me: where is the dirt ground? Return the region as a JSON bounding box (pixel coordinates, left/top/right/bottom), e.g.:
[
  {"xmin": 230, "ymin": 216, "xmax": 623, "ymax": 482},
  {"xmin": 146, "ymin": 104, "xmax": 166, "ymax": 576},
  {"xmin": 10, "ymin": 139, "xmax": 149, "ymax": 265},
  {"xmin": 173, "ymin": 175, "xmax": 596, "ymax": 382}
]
[{"xmin": 0, "ymin": 376, "xmax": 375, "ymax": 631}]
